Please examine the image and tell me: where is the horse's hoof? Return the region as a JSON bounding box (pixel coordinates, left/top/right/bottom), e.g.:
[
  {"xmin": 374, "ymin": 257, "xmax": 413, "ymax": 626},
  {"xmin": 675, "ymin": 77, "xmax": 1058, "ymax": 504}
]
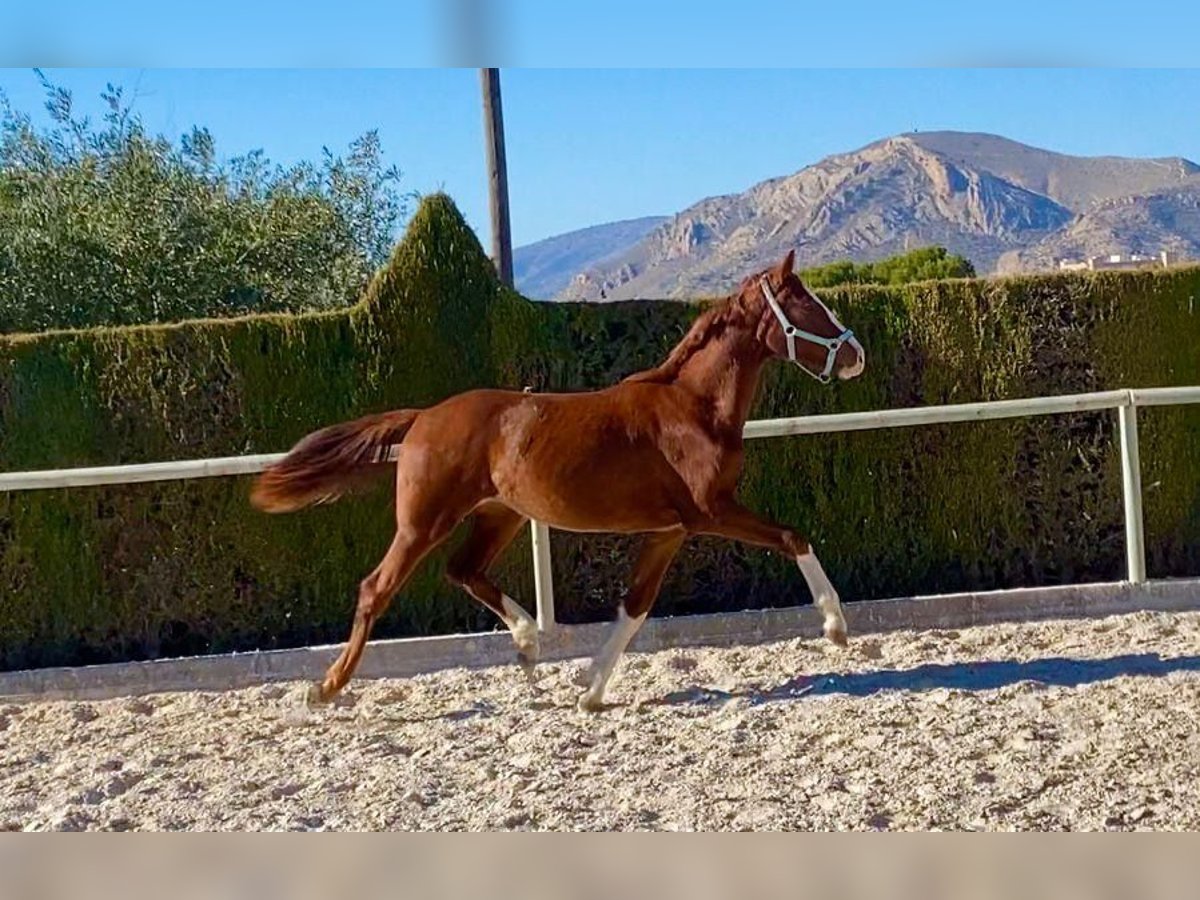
[
  {"xmin": 576, "ymin": 690, "xmax": 605, "ymax": 713},
  {"xmin": 824, "ymin": 624, "xmax": 849, "ymax": 648},
  {"xmin": 305, "ymin": 682, "xmax": 330, "ymax": 708},
  {"xmin": 517, "ymin": 650, "xmax": 539, "ymax": 684},
  {"xmin": 514, "ymin": 631, "xmax": 540, "ymax": 671}
]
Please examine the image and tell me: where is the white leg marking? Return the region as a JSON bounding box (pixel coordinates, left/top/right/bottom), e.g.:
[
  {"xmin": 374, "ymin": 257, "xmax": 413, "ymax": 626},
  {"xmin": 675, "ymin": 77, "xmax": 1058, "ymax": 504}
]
[
  {"xmin": 501, "ymin": 595, "xmax": 540, "ymax": 670},
  {"xmin": 578, "ymin": 607, "xmax": 646, "ymax": 711},
  {"xmin": 797, "ymin": 551, "xmax": 848, "ymax": 646}
]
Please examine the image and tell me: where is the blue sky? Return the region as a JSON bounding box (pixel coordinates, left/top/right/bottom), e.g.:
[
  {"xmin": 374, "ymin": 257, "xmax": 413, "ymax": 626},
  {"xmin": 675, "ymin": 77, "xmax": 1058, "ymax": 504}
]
[
  {"xmin": 3, "ymin": 68, "xmax": 1199, "ymax": 248},
  {"xmin": 5, "ymin": 1, "xmax": 1199, "ymax": 68}
]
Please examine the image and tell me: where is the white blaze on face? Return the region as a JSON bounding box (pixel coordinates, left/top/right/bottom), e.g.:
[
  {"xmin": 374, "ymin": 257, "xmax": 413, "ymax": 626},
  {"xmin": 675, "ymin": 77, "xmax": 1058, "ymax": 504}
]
[{"xmin": 840, "ymin": 334, "xmax": 866, "ymax": 379}]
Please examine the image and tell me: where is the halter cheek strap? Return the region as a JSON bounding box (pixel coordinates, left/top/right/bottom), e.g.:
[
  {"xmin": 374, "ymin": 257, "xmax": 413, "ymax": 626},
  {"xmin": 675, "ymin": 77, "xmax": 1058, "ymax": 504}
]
[{"xmin": 759, "ymin": 276, "xmax": 854, "ymax": 384}]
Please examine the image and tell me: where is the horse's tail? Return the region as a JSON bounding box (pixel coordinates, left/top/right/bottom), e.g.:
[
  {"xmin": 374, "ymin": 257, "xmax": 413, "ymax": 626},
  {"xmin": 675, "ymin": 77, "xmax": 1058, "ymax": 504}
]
[{"xmin": 250, "ymin": 409, "xmax": 421, "ymax": 513}]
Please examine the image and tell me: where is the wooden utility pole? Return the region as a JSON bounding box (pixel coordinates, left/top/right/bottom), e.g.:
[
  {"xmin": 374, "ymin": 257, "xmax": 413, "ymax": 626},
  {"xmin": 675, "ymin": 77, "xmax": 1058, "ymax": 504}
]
[{"xmin": 480, "ymin": 68, "xmax": 513, "ymax": 287}]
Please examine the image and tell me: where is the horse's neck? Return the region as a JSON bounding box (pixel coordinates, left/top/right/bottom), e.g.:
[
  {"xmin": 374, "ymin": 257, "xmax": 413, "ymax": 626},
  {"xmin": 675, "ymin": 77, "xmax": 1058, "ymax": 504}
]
[{"xmin": 674, "ymin": 328, "xmax": 765, "ymax": 435}]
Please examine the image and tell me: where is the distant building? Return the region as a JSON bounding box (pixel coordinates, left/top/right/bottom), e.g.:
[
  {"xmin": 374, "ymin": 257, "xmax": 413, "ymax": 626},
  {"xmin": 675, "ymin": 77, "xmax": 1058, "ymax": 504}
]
[{"xmin": 1058, "ymin": 250, "xmax": 1180, "ymax": 272}]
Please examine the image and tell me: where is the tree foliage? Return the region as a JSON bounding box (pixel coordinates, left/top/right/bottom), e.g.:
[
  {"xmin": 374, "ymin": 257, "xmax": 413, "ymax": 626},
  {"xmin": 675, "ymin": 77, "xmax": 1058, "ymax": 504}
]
[
  {"xmin": 0, "ymin": 71, "xmax": 408, "ymax": 333},
  {"xmin": 801, "ymin": 246, "xmax": 976, "ymax": 289}
]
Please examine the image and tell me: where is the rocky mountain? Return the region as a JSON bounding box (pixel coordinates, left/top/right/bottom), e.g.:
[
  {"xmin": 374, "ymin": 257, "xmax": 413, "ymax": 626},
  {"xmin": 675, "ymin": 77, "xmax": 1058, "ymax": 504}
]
[
  {"xmin": 513, "ymin": 215, "xmax": 667, "ymax": 299},
  {"xmin": 555, "ymin": 132, "xmax": 1200, "ymax": 301},
  {"xmin": 903, "ymin": 131, "xmax": 1200, "ymax": 210},
  {"xmin": 996, "ymin": 185, "xmax": 1200, "ymax": 273}
]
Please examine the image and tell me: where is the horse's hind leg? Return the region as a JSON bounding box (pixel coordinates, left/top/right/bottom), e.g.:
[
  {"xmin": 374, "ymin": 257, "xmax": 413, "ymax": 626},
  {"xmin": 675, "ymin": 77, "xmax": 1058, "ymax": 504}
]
[
  {"xmin": 577, "ymin": 527, "xmax": 686, "ymax": 712},
  {"xmin": 310, "ymin": 529, "xmax": 434, "ymax": 704},
  {"xmin": 445, "ymin": 502, "xmax": 538, "ymax": 676}
]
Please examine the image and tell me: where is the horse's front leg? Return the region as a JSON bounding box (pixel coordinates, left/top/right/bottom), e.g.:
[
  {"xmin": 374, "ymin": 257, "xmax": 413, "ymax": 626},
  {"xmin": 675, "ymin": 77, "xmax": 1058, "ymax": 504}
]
[
  {"xmin": 696, "ymin": 503, "xmax": 848, "ymax": 646},
  {"xmin": 576, "ymin": 527, "xmax": 687, "ymax": 711}
]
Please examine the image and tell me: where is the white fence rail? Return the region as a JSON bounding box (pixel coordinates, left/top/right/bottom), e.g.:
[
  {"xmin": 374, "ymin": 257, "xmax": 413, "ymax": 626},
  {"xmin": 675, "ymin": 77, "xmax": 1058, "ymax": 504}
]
[{"xmin": 3, "ymin": 386, "xmax": 1200, "ymax": 632}]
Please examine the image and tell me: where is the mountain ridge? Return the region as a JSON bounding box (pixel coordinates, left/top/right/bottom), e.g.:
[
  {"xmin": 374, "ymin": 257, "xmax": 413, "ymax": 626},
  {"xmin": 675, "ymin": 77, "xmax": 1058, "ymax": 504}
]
[
  {"xmin": 540, "ymin": 131, "xmax": 1200, "ymax": 301},
  {"xmin": 513, "ymin": 215, "xmax": 667, "ymax": 299}
]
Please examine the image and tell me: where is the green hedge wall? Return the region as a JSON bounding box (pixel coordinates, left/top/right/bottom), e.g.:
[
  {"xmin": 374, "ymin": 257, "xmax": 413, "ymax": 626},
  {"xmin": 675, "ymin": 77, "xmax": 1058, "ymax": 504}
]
[
  {"xmin": 494, "ymin": 269, "xmax": 1200, "ymax": 625},
  {"xmin": 2, "ymin": 194, "xmax": 1199, "ymax": 670},
  {"xmin": 0, "ymin": 195, "xmax": 530, "ymax": 669}
]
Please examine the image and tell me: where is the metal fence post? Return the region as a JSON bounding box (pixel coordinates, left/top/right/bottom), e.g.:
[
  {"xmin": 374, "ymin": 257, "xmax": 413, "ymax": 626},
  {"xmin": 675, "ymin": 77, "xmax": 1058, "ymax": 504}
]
[
  {"xmin": 530, "ymin": 520, "xmax": 556, "ymax": 632},
  {"xmin": 1118, "ymin": 398, "xmax": 1147, "ymax": 584}
]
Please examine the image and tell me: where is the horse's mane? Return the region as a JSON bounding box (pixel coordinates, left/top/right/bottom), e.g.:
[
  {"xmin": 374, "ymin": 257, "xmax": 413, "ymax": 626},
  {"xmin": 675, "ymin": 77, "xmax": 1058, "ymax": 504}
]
[{"xmin": 623, "ymin": 292, "xmax": 746, "ymax": 385}]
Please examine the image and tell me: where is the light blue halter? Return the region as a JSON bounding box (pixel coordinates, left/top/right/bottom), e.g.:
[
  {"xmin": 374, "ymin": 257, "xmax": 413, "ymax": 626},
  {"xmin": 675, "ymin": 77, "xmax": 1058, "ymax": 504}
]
[{"xmin": 759, "ymin": 276, "xmax": 854, "ymax": 384}]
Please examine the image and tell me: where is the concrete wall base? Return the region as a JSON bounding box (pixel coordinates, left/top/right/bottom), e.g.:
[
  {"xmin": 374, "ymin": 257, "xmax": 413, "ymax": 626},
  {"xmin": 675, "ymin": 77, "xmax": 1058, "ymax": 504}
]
[{"xmin": 3, "ymin": 578, "xmax": 1198, "ymax": 702}]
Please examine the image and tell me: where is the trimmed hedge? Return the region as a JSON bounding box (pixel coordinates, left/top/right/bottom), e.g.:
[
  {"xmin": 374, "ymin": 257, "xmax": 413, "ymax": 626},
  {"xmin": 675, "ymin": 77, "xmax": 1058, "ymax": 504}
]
[
  {"xmin": 0, "ymin": 195, "xmax": 525, "ymax": 669},
  {"xmin": 504, "ymin": 270, "xmax": 1200, "ymax": 624},
  {"xmin": 2, "ymin": 194, "xmax": 1199, "ymax": 670}
]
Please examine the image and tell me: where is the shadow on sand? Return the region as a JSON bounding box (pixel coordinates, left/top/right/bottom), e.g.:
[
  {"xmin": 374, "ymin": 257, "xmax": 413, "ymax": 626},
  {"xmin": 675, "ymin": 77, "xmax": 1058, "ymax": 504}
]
[{"xmin": 653, "ymin": 652, "xmax": 1200, "ymax": 708}]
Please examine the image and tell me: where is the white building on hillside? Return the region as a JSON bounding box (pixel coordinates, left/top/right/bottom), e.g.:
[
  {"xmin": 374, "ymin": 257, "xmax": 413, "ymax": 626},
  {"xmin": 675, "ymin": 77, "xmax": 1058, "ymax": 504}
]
[{"xmin": 1058, "ymin": 250, "xmax": 1180, "ymax": 272}]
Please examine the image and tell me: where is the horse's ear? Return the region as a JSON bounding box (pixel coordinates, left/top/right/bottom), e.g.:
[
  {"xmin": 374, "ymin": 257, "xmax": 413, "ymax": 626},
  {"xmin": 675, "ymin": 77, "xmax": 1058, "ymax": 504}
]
[{"xmin": 778, "ymin": 249, "xmax": 795, "ymax": 276}]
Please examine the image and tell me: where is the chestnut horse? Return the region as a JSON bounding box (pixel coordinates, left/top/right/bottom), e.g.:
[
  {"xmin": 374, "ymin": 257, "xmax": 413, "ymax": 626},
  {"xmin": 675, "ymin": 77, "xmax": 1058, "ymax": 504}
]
[{"xmin": 251, "ymin": 250, "xmax": 865, "ymax": 710}]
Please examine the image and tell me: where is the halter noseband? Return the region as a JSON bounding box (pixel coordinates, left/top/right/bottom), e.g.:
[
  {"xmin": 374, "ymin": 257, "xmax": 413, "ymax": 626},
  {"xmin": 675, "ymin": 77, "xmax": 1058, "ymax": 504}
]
[{"xmin": 759, "ymin": 276, "xmax": 854, "ymax": 384}]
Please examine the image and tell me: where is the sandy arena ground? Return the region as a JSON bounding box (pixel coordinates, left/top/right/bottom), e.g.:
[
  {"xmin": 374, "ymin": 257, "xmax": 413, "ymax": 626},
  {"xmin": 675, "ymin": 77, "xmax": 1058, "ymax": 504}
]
[{"xmin": 2, "ymin": 609, "xmax": 1200, "ymax": 831}]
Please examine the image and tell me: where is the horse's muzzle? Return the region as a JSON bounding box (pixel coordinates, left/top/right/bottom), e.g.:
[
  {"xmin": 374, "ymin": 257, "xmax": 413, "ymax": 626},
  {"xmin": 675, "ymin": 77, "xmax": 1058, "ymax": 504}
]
[{"xmin": 835, "ymin": 336, "xmax": 866, "ymax": 380}]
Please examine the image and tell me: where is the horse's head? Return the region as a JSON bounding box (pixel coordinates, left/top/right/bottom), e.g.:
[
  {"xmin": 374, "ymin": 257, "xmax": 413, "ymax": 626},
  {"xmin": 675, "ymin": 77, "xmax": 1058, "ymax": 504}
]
[{"xmin": 747, "ymin": 250, "xmax": 865, "ymax": 383}]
